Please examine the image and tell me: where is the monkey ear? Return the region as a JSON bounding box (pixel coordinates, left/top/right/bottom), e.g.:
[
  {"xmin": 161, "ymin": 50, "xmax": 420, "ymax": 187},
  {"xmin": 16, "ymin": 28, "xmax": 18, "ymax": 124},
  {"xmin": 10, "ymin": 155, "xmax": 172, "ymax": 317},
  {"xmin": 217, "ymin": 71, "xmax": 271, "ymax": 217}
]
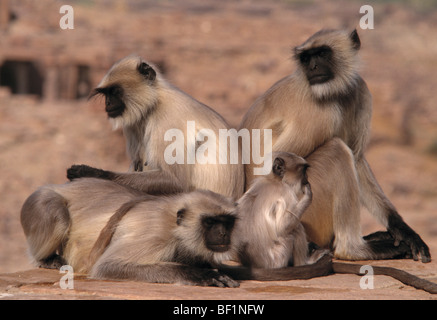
[
  {"xmin": 272, "ymin": 157, "xmax": 286, "ymax": 178},
  {"xmin": 350, "ymin": 29, "xmax": 361, "ymax": 50},
  {"xmin": 137, "ymin": 62, "xmax": 157, "ymax": 81},
  {"xmin": 176, "ymin": 208, "xmax": 186, "ymax": 226}
]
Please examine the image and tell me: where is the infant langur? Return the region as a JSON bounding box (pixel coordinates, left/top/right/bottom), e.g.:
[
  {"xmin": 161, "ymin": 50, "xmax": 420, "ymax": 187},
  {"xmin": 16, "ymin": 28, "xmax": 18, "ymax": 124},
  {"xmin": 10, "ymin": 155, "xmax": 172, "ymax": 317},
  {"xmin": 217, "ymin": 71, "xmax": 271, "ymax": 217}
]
[{"xmin": 236, "ymin": 152, "xmax": 326, "ymax": 269}]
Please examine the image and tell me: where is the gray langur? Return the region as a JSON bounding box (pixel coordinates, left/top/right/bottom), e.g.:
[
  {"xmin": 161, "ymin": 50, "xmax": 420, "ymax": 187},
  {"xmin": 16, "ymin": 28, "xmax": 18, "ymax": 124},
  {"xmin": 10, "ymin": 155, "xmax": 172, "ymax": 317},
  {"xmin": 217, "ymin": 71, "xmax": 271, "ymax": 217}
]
[
  {"xmin": 67, "ymin": 55, "xmax": 244, "ymax": 198},
  {"xmin": 239, "ymin": 28, "xmax": 430, "ymax": 262},
  {"xmin": 92, "ymin": 152, "xmax": 325, "ymax": 272},
  {"xmin": 235, "ymin": 151, "xmax": 327, "ymax": 268},
  {"xmin": 20, "ymin": 179, "xmax": 239, "ymax": 287}
]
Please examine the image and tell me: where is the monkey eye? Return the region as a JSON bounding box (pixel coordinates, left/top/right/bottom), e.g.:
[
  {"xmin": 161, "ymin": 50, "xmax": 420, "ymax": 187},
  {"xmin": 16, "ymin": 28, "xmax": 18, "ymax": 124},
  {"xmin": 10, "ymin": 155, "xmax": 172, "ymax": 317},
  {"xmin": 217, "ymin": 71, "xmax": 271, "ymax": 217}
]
[
  {"xmin": 224, "ymin": 218, "xmax": 235, "ymax": 229},
  {"xmin": 108, "ymin": 85, "xmax": 122, "ymax": 96},
  {"xmin": 300, "ymin": 53, "xmax": 310, "ymax": 65},
  {"xmin": 202, "ymin": 217, "xmax": 216, "ymax": 229},
  {"xmin": 315, "ymin": 46, "xmax": 332, "ymax": 58},
  {"xmin": 317, "ymin": 50, "xmax": 328, "ymax": 58}
]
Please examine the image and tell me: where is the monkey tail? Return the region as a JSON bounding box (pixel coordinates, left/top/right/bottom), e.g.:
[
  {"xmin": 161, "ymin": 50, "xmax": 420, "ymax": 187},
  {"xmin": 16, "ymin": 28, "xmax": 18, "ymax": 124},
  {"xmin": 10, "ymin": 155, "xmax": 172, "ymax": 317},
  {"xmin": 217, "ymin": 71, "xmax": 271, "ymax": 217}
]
[
  {"xmin": 87, "ymin": 196, "xmax": 157, "ymax": 269},
  {"xmin": 332, "ymin": 262, "xmax": 437, "ymax": 295},
  {"xmin": 220, "ymin": 255, "xmax": 437, "ymax": 295},
  {"xmin": 219, "ymin": 252, "xmax": 333, "ymax": 281}
]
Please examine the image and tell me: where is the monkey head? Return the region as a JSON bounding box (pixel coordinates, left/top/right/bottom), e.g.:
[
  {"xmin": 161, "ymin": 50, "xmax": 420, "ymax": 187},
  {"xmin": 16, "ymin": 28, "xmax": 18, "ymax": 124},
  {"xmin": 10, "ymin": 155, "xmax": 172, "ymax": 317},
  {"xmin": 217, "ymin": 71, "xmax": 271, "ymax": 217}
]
[
  {"xmin": 294, "ymin": 29, "xmax": 361, "ymax": 100},
  {"xmin": 89, "ymin": 55, "xmax": 159, "ymax": 129},
  {"xmin": 173, "ymin": 190, "xmax": 238, "ymax": 265},
  {"xmin": 271, "ymin": 152, "xmax": 309, "ymax": 194}
]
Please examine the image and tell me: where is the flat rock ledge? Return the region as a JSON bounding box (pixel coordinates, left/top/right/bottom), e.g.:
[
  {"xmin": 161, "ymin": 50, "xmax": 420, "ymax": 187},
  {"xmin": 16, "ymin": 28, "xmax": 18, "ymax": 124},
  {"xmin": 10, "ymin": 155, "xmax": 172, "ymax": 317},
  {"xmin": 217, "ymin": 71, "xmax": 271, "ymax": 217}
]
[{"xmin": 1, "ymin": 259, "xmax": 437, "ymax": 300}]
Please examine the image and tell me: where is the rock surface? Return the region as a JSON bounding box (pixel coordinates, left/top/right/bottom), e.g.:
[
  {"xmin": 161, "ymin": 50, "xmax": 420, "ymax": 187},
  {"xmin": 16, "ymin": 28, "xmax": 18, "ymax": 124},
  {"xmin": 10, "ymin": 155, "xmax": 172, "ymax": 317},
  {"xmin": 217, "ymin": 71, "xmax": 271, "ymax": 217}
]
[{"xmin": 1, "ymin": 256, "xmax": 437, "ymax": 300}]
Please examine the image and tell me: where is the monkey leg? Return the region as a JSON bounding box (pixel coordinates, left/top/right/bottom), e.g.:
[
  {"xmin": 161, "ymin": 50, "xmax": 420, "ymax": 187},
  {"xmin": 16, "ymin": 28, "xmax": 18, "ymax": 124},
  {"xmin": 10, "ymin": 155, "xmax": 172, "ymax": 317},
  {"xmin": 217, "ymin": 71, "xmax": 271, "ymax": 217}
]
[
  {"xmin": 356, "ymin": 156, "xmax": 431, "ymax": 263},
  {"xmin": 67, "ymin": 164, "xmax": 186, "ymax": 195},
  {"xmin": 303, "ymin": 139, "xmax": 363, "ymax": 259},
  {"xmin": 303, "ymin": 138, "xmax": 412, "ymax": 261},
  {"xmin": 20, "ymin": 187, "xmax": 71, "ymax": 268},
  {"xmin": 91, "ymin": 260, "xmax": 240, "ymax": 287}
]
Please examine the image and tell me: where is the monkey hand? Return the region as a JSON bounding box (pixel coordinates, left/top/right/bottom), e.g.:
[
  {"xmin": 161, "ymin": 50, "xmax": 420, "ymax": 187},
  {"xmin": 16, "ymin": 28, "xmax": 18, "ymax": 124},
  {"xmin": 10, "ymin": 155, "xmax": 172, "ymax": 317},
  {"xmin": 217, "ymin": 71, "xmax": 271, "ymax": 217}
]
[
  {"xmin": 67, "ymin": 164, "xmax": 113, "ymax": 181},
  {"xmin": 188, "ymin": 269, "xmax": 240, "ymax": 288},
  {"xmin": 389, "ymin": 223, "xmax": 431, "ymax": 263}
]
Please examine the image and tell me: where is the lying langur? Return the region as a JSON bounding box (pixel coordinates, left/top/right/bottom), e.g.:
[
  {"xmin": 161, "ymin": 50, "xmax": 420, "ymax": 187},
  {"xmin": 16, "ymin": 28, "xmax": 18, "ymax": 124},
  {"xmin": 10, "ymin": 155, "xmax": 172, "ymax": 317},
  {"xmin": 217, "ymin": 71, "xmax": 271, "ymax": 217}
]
[
  {"xmin": 20, "ymin": 179, "xmax": 239, "ymax": 287},
  {"xmin": 239, "ymin": 29, "xmax": 430, "ymax": 262},
  {"xmin": 68, "ymin": 55, "xmax": 244, "ymax": 198}
]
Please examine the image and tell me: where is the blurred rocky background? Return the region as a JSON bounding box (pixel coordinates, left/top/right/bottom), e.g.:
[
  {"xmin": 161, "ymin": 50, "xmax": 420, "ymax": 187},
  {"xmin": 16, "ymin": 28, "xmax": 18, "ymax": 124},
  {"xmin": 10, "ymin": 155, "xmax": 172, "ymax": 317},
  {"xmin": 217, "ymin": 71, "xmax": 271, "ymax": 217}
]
[{"xmin": 1, "ymin": 0, "xmax": 437, "ymax": 273}]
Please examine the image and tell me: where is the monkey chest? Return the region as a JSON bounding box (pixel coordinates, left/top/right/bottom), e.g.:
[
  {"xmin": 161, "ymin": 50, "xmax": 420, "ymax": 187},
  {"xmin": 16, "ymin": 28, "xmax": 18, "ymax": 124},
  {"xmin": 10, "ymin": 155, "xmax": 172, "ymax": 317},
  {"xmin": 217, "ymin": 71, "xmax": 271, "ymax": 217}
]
[{"xmin": 273, "ymin": 105, "xmax": 343, "ymax": 156}]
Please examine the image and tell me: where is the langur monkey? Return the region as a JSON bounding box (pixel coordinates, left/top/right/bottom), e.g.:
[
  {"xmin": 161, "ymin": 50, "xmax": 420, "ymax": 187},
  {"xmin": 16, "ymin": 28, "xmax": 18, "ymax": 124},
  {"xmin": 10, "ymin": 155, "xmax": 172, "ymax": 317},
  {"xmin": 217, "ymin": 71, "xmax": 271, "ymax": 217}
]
[
  {"xmin": 20, "ymin": 180, "xmax": 239, "ymax": 287},
  {"xmin": 90, "ymin": 152, "xmax": 326, "ymax": 272},
  {"xmin": 68, "ymin": 55, "xmax": 244, "ymax": 198},
  {"xmin": 21, "ymin": 156, "xmax": 437, "ymax": 293},
  {"xmin": 229, "ymin": 151, "xmax": 437, "ymax": 295},
  {"xmin": 235, "ymin": 151, "xmax": 327, "ymax": 268},
  {"xmin": 20, "ymin": 151, "xmax": 319, "ymax": 287},
  {"xmin": 239, "ymin": 29, "xmax": 430, "ymax": 262}
]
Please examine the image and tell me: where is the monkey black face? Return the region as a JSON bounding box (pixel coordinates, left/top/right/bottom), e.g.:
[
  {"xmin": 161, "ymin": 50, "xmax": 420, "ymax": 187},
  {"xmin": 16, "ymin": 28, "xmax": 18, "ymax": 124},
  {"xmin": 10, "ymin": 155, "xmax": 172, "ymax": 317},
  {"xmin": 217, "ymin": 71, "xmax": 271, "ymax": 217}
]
[
  {"xmin": 201, "ymin": 214, "xmax": 236, "ymax": 253},
  {"xmin": 297, "ymin": 45, "xmax": 335, "ymax": 85},
  {"xmin": 89, "ymin": 61, "xmax": 156, "ymax": 119},
  {"xmin": 295, "ymin": 29, "xmax": 361, "ymax": 87},
  {"xmin": 91, "ymin": 85, "xmax": 126, "ymax": 118}
]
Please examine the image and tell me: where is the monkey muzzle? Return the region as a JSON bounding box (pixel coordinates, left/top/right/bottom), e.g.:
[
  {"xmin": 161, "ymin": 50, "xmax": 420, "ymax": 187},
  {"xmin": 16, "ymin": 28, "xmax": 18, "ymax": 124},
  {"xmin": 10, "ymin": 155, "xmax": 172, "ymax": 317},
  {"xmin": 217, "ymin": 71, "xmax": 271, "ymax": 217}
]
[{"xmin": 207, "ymin": 244, "xmax": 231, "ymax": 253}]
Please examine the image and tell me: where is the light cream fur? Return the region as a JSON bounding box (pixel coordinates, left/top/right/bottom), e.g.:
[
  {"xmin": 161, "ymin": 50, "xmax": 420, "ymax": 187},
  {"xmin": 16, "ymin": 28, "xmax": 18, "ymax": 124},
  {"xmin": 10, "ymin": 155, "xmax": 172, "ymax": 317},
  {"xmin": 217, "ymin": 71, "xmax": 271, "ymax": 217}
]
[
  {"xmin": 239, "ymin": 29, "xmax": 381, "ymax": 260},
  {"xmin": 95, "ymin": 55, "xmax": 244, "ymax": 198},
  {"xmin": 235, "ymin": 152, "xmax": 314, "ymax": 268}
]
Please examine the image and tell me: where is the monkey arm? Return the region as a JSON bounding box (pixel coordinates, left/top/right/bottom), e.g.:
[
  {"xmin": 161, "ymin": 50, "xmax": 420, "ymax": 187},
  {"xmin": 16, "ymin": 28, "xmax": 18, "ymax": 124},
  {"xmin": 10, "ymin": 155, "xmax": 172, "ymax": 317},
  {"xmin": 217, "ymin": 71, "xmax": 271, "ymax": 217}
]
[
  {"xmin": 67, "ymin": 164, "xmax": 186, "ymax": 195},
  {"xmin": 91, "ymin": 260, "xmax": 240, "ymax": 287},
  {"xmin": 293, "ymin": 183, "xmax": 312, "ymax": 219},
  {"xmin": 355, "ymin": 156, "xmax": 431, "ymax": 263}
]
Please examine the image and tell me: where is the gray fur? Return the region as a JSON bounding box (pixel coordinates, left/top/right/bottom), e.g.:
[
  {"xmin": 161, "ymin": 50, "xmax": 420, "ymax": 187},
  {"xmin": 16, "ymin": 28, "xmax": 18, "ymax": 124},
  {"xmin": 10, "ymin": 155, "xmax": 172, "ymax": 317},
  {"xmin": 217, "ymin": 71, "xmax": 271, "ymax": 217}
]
[
  {"xmin": 20, "ymin": 179, "xmax": 239, "ymax": 287},
  {"xmin": 72, "ymin": 55, "xmax": 244, "ymax": 198},
  {"xmin": 235, "ymin": 152, "xmax": 326, "ymax": 269}
]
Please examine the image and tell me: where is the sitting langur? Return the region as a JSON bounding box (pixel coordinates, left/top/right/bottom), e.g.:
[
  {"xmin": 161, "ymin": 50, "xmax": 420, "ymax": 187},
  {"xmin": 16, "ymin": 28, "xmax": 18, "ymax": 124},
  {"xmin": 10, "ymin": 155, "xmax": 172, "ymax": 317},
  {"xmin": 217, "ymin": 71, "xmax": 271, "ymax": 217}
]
[
  {"xmin": 68, "ymin": 55, "xmax": 244, "ymax": 198},
  {"xmin": 239, "ymin": 29, "xmax": 430, "ymax": 262},
  {"xmin": 223, "ymin": 154, "xmax": 437, "ymax": 294},
  {"xmin": 20, "ymin": 180, "xmax": 239, "ymax": 287}
]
